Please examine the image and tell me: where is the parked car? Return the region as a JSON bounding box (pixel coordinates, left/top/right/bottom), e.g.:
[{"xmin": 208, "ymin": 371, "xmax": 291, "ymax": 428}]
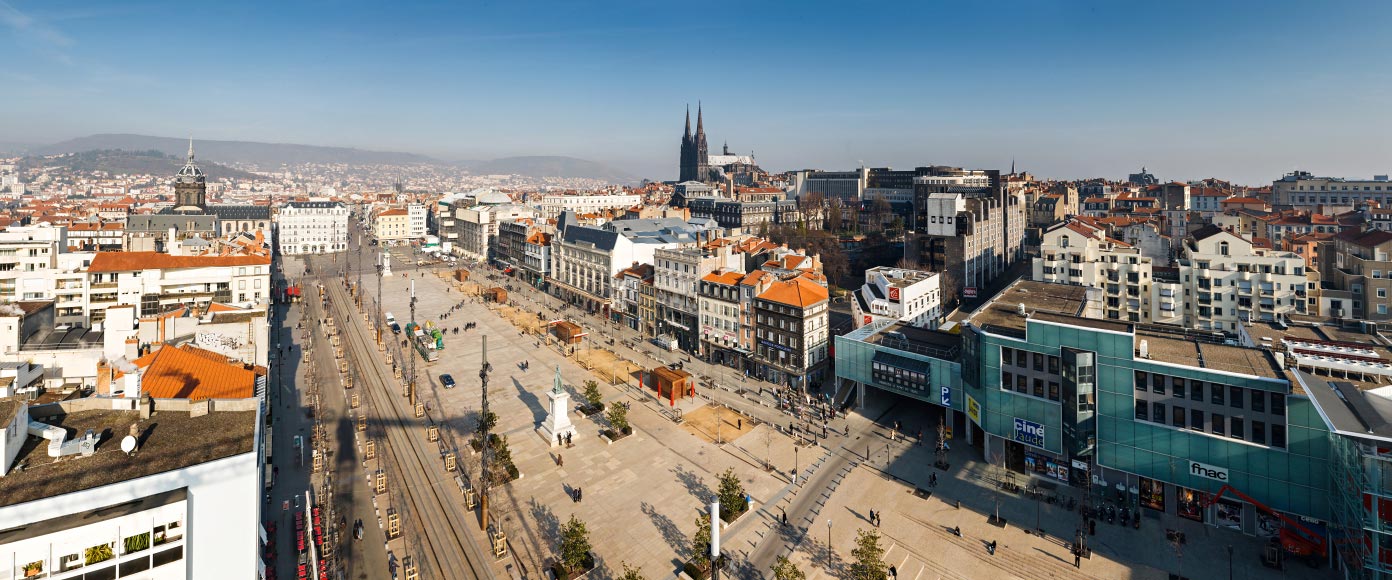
[{"xmin": 440, "ymin": 374, "xmax": 456, "ymax": 389}]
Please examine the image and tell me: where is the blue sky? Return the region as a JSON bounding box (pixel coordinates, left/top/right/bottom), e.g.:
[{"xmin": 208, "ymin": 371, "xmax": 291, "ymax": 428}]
[{"xmin": 3, "ymin": 0, "xmax": 1390, "ymax": 184}]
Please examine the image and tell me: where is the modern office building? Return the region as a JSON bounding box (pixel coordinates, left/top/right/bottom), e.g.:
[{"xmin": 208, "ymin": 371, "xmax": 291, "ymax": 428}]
[{"xmin": 850, "ymin": 266, "xmax": 944, "ymax": 330}]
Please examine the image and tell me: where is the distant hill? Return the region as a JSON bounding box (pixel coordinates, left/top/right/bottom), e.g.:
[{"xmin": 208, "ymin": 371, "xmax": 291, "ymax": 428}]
[
  {"xmin": 462, "ymin": 156, "xmax": 637, "ymax": 183},
  {"xmin": 21, "ymin": 149, "xmax": 260, "ymax": 180},
  {"xmin": 36, "ymin": 134, "xmax": 439, "ymax": 168}
]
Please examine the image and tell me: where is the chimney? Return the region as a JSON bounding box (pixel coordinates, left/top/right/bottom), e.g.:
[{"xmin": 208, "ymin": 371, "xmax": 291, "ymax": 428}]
[
  {"xmin": 140, "ymin": 395, "xmax": 153, "ymax": 420},
  {"xmin": 96, "ymin": 360, "xmax": 114, "ymax": 396},
  {"xmin": 123, "ymin": 368, "xmax": 142, "ymax": 398}
]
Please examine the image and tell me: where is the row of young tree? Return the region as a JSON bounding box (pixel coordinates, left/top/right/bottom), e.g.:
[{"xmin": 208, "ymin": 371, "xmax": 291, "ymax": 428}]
[{"xmin": 556, "ymin": 462, "xmax": 893, "ymax": 580}]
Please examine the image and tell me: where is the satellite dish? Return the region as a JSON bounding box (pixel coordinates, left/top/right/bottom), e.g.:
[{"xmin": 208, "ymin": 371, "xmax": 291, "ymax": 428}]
[{"xmin": 120, "ymin": 435, "xmax": 137, "ymax": 455}]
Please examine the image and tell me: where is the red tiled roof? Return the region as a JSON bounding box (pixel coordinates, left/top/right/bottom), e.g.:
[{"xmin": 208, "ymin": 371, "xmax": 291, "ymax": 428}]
[
  {"xmin": 89, "ymin": 252, "xmax": 271, "ymax": 272},
  {"xmin": 757, "ymin": 276, "xmax": 828, "ymax": 308},
  {"xmin": 133, "ymin": 344, "xmax": 260, "ymax": 400}
]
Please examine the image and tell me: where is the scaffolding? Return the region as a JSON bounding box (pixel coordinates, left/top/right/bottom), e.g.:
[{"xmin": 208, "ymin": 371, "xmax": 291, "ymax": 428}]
[{"xmin": 1331, "ymin": 434, "xmax": 1392, "ymax": 579}]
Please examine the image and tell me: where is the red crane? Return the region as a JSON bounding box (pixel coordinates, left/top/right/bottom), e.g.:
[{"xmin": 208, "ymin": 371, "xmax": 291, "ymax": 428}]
[{"xmin": 1202, "ymin": 485, "xmax": 1327, "ymax": 560}]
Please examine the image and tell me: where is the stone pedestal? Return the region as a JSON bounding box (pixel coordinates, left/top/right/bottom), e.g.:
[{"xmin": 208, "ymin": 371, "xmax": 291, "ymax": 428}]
[{"xmin": 537, "ymin": 389, "xmax": 579, "ymax": 446}]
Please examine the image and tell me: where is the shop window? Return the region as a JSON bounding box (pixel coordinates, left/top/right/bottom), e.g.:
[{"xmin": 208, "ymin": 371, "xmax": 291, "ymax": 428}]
[
  {"xmin": 1173, "ymin": 405, "xmax": 1186, "ymax": 428},
  {"xmin": 1173, "ymin": 378, "xmax": 1186, "ymax": 399},
  {"xmin": 1213, "ymin": 413, "xmax": 1225, "ymax": 435},
  {"xmin": 1190, "ymin": 409, "xmax": 1204, "ymax": 431},
  {"xmin": 1230, "ymin": 386, "xmax": 1244, "ymax": 409},
  {"xmin": 1272, "ymin": 425, "xmax": 1286, "ymax": 448},
  {"xmin": 1135, "ymin": 370, "xmax": 1148, "ymax": 391},
  {"xmin": 1212, "ymin": 384, "xmax": 1225, "ymax": 406},
  {"xmin": 1153, "ymin": 402, "xmax": 1166, "ymax": 423},
  {"xmin": 1252, "ymin": 421, "xmax": 1266, "ymax": 445},
  {"xmin": 1190, "ymin": 381, "xmax": 1203, "ymax": 401},
  {"xmin": 1252, "ymin": 391, "xmax": 1266, "ymax": 413},
  {"xmin": 1231, "ymin": 417, "xmax": 1245, "ymax": 440},
  {"xmin": 1153, "ymin": 375, "xmax": 1167, "ymax": 395},
  {"xmin": 1135, "ymin": 400, "xmax": 1148, "ymax": 420}
]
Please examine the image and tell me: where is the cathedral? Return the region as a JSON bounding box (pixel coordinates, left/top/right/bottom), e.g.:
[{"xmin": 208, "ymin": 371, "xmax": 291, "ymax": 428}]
[
  {"xmin": 678, "ymin": 104, "xmax": 712, "ymax": 183},
  {"xmin": 678, "ymin": 105, "xmax": 765, "ymax": 186},
  {"xmin": 172, "ymin": 139, "xmax": 208, "ymax": 213}
]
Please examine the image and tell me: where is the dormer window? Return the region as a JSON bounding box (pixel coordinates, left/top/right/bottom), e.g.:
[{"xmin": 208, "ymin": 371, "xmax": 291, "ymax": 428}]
[
  {"xmin": 1219, "ymin": 242, "xmax": 1229, "ymax": 256},
  {"xmin": 1060, "ymin": 235, "xmax": 1070, "ymax": 248}
]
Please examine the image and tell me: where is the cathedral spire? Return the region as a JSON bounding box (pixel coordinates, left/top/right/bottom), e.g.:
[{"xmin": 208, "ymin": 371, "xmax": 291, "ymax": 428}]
[
  {"xmin": 684, "ymin": 105, "xmax": 691, "ymax": 140},
  {"xmin": 696, "ymin": 102, "xmax": 704, "ymax": 136},
  {"xmin": 187, "ymin": 137, "xmax": 195, "ymax": 162}
]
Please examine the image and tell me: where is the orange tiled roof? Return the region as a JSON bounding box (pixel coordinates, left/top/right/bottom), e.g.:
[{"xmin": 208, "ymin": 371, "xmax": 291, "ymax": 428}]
[
  {"xmin": 133, "ymin": 344, "xmax": 260, "ymax": 400},
  {"xmin": 757, "ymin": 276, "xmax": 828, "ymax": 308},
  {"xmin": 701, "ymin": 271, "xmax": 744, "ymax": 285},
  {"xmin": 89, "ymin": 252, "xmax": 271, "ymax": 272}
]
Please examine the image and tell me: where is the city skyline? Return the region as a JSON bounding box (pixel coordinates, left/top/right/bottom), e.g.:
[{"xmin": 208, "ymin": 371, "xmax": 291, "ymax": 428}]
[{"xmin": 4, "ymin": 0, "xmax": 1391, "ymax": 184}]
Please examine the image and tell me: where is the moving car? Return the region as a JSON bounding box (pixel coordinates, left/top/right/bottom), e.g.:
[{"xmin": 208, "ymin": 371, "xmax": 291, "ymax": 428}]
[{"xmin": 440, "ymin": 374, "xmax": 456, "ymax": 389}]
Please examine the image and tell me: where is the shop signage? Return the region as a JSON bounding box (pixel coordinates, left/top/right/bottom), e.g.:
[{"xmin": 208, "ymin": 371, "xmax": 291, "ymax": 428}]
[
  {"xmin": 1071, "ymin": 459, "xmax": 1088, "ymax": 470},
  {"xmin": 1012, "ymin": 418, "xmax": 1045, "ymax": 449},
  {"xmin": 888, "ymin": 287, "xmax": 901, "ymax": 301},
  {"xmin": 940, "ymin": 385, "xmax": 952, "ymax": 408},
  {"xmin": 1188, "ymin": 460, "xmax": 1229, "ymax": 482},
  {"xmin": 759, "ymin": 339, "xmax": 793, "ymax": 353},
  {"xmin": 964, "ymin": 287, "xmax": 978, "ymax": 298},
  {"xmin": 863, "ymin": 315, "xmax": 873, "ymax": 325},
  {"xmin": 966, "ymin": 394, "xmax": 981, "ymax": 426}
]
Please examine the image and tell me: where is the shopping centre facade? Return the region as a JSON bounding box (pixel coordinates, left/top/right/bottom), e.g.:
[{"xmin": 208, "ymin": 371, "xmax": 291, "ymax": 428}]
[{"xmin": 835, "ymin": 279, "xmax": 1392, "ymax": 577}]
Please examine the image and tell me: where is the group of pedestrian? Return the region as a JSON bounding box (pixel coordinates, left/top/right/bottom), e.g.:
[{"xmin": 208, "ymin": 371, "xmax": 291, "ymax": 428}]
[{"xmin": 867, "ymin": 508, "xmax": 882, "ymax": 527}]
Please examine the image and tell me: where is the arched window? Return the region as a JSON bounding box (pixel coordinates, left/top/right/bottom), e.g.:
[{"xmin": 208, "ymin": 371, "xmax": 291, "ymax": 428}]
[{"xmin": 1060, "ymin": 235, "xmax": 1070, "ymax": 249}]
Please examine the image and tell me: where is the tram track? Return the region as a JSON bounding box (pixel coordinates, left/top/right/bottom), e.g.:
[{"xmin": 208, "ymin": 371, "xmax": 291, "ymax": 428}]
[{"xmin": 313, "ymin": 256, "xmax": 493, "ymax": 580}]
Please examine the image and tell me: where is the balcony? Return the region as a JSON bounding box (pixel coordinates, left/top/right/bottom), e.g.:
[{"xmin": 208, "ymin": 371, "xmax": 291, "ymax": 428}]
[{"xmin": 90, "ymin": 281, "xmax": 118, "ymax": 290}]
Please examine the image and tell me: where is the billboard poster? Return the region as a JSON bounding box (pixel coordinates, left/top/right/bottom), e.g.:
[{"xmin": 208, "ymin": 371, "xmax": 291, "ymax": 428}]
[{"xmin": 1217, "ymin": 499, "xmax": 1243, "ymax": 530}]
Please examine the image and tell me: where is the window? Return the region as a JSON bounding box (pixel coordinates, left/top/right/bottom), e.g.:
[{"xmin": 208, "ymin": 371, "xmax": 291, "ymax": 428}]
[
  {"xmin": 1190, "ymin": 381, "xmax": 1203, "ymax": 402},
  {"xmin": 1048, "ymin": 356, "xmax": 1060, "ymax": 375},
  {"xmin": 1212, "ymin": 384, "xmax": 1225, "ymax": 405},
  {"xmin": 1153, "ymin": 402, "xmax": 1166, "ymax": 423},
  {"xmin": 1003, "ymin": 371, "xmax": 1013, "ymax": 390},
  {"xmin": 1172, "ymin": 377, "xmax": 1185, "ymax": 399},
  {"xmin": 1016, "ymin": 374, "xmax": 1028, "ymax": 393},
  {"xmin": 1002, "ymin": 348, "xmax": 1014, "ymax": 366},
  {"xmin": 1252, "ymin": 421, "xmax": 1266, "ymax": 445},
  {"xmin": 1231, "ymin": 417, "xmax": 1245, "ymax": 440},
  {"xmin": 1034, "ymin": 353, "xmax": 1044, "ymax": 372},
  {"xmin": 1135, "ymin": 400, "xmax": 1148, "ymax": 420},
  {"xmin": 1271, "ymin": 393, "xmax": 1285, "ymax": 416},
  {"xmin": 1252, "ymin": 391, "xmax": 1265, "ymax": 413},
  {"xmin": 1135, "ymin": 371, "xmax": 1148, "ymax": 392},
  {"xmin": 1033, "ymin": 378, "xmax": 1045, "ymax": 398},
  {"xmin": 1230, "ymin": 386, "xmax": 1244, "ymax": 409},
  {"xmin": 1212, "ymin": 413, "xmax": 1225, "ymax": 435},
  {"xmin": 1048, "ymin": 381, "xmax": 1060, "ymax": 401},
  {"xmin": 1153, "ymin": 375, "xmax": 1166, "ymax": 395},
  {"xmin": 1173, "ymin": 405, "xmax": 1186, "ymax": 428},
  {"xmin": 1272, "ymin": 425, "xmax": 1286, "ymax": 448},
  {"xmin": 1190, "ymin": 409, "xmax": 1204, "ymax": 431}
]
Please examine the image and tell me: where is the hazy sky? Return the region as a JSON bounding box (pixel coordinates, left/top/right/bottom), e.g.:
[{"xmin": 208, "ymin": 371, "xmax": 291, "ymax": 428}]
[{"xmin": 3, "ymin": 0, "xmax": 1390, "ymax": 184}]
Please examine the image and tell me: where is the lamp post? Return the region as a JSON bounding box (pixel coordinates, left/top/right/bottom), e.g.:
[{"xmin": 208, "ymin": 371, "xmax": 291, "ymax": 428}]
[
  {"xmin": 826, "ymin": 520, "xmax": 832, "ymax": 565},
  {"xmin": 1227, "ymin": 545, "xmax": 1233, "ymax": 580}
]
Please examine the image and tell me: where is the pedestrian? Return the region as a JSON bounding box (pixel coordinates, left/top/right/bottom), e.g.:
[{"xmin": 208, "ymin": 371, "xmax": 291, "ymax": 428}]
[
  {"xmin": 781, "ymin": 509, "xmax": 787, "ymax": 526},
  {"xmin": 889, "ymin": 565, "xmax": 897, "ymax": 579},
  {"xmin": 930, "ymin": 473, "xmax": 938, "ymax": 487},
  {"xmin": 558, "ymin": 454, "xmax": 564, "ymax": 467},
  {"xmin": 1074, "ymin": 546, "xmax": 1081, "ymax": 568},
  {"xmin": 868, "ymin": 509, "xmax": 875, "ymax": 524},
  {"xmin": 738, "ymin": 418, "xmax": 742, "ymax": 430}
]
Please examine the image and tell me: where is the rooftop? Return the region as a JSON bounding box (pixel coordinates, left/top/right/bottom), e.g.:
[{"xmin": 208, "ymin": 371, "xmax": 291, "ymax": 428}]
[
  {"xmin": 968, "ymin": 280, "xmax": 1094, "ymax": 335},
  {"xmin": 0, "ymin": 400, "xmax": 257, "ymax": 506},
  {"xmin": 132, "ymin": 344, "xmax": 264, "ymax": 400},
  {"xmin": 88, "ymin": 252, "xmax": 271, "ymax": 273}
]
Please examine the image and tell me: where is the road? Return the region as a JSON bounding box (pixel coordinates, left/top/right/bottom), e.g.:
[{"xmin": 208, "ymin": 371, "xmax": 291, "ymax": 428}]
[{"xmin": 304, "ymin": 231, "xmax": 502, "ymax": 579}]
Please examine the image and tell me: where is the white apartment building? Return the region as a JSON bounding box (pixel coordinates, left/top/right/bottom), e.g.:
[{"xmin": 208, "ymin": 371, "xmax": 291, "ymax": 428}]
[
  {"xmin": 540, "ymin": 193, "xmax": 642, "ymax": 219},
  {"xmin": 406, "ymin": 203, "xmax": 428, "ymax": 239},
  {"xmin": 654, "ymin": 246, "xmax": 741, "ymax": 353},
  {"xmin": 455, "ymin": 205, "xmax": 536, "ymax": 262},
  {"xmin": 0, "ymin": 395, "xmax": 262, "ymax": 580},
  {"xmin": 1034, "ymin": 221, "xmax": 1163, "ymax": 323},
  {"xmin": 1274, "ymin": 170, "xmax": 1392, "ymax": 208},
  {"xmin": 850, "ymin": 266, "xmax": 944, "ymax": 330},
  {"xmin": 277, "ymin": 201, "xmax": 349, "ymax": 255},
  {"xmin": 1178, "ymin": 226, "xmax": 1308, "ymax": 331},
  {"xmin": 85, "ymin": 253, "xmax": 272, "ymax": 327}
]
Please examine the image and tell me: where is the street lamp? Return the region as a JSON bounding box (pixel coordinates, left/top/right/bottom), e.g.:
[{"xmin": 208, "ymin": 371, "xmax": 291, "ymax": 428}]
[{"xmin": 826, "ymin": 520, "xmax": 832, "ymax": 565}]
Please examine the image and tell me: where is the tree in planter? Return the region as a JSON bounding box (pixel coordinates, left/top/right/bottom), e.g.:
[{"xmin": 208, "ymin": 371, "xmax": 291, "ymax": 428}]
[
  {"xmin": 616, "ymin": 561, "xmax": 647, "ymax": 580},
  {"xmin": 85, "ymin": 543, "xmax": 114, "ymax": 565},
  {"xmin": 557, "ymin": 515, "xmax": 592, "ymax": 577},
  {"xmin": 605, "ymin": 401, "xmax": 630, "ymax": 437},
  {"xmin": 582, "ymin": 379, "xmax": 603, "ymax": 412},
  {"xmin": 772, "ymin": 555, "xmax": 806, "ymax": 580},
  {"xmin": 716, "ymin": 467, "xmax": 747, "ymax": 522},
  {"xmin": 690, "ymin": 512, "xmax": 712, "ymax": 574},
  {"xmin": 473, "ymin": 410, "xmax": 498, "ymax": 447},
  {"xmin": 124, "ymin": 532, "xmax": 151, "ymax": 554},
  {"xmin": 849, "ymin": 529, "xmax": 889, "ymax": 580},
  {"xmin": 489, "ymin": 435, "xmax": 516, "ymax": 484}
]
